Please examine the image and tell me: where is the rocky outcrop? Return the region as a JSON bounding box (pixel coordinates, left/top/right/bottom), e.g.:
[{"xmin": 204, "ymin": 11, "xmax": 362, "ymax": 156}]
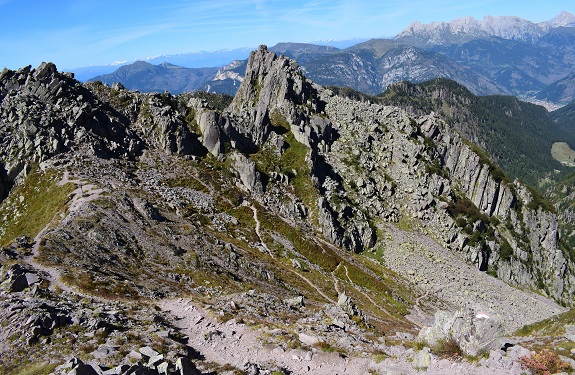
[
  {"xmin": 320, "ymin": 85, "xmax": 575, "ymax": 303},
  {"xmin": 0, "ymin": 62, "xmax": 143, "ymax": 193},
  {"xmin": 437, "ymin": 131, "xmax": 573, "ymax": 302},
  {"xmin": 419, "ymin": 306, "xmax": 505, "ymax": 356},
  {"xmin": 136, "ymin": 91, "xmax": 203, "ymax": 156},
  {"xmin": 230, "ymin": 151, "xmax": 265, "ymax": 194},
  {"xmin": 227, "ymin": 45, "xmax": 322, "ymax": 148}
]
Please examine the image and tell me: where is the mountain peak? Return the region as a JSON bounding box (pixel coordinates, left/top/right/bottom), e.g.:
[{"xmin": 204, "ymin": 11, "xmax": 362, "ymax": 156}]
[
  {"xmin": 397, "ymin": 14, "xmax": 553, "ymax": 44},
  {"xmin": 542, "ymin": 10, "xmax": 575, "ymax": 28}
]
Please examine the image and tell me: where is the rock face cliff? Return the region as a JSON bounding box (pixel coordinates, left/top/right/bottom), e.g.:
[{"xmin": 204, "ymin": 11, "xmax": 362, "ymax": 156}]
[
  {"xmin": 188, "ymin": 46, "xmax": 575, "ymax": 304},
  {"xmin": 0, "ymin": 46, "xmax": 573, "ymax": 373}
]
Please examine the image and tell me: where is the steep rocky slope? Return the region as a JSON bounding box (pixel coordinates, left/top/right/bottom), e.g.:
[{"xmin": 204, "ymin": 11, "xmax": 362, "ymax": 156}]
[
  {"xmin": 374, "ymin": 79, "xmax": 573, "ymax": 186},
  {"xmin": 1, "ymin": 47, "xmax": 574, "ymax": 374}
]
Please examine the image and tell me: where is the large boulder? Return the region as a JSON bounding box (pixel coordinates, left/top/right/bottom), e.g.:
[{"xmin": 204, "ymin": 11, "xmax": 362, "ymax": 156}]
[
  {"xmin": 419, "ymin": 306, "xmax": 504, "ymax": 356},
  {"xmin": 230, "ymin": 152, "xmax": 264, "ymax": 194}
]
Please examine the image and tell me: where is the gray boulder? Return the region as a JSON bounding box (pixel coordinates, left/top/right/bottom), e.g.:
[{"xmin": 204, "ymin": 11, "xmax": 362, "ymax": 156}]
[
  {"xmin": 138, "ymin": 346, "xmax": 160, "ymax": 359},
  {"xmin": 412, "ymin": 347, "xmax": 432, "ymax": 371},
  {"xmin": 230, "ymin": 152, "xmax": 264, "ymax": 194},
  {"xmin": 6, "ymin": 264, "xmax": 40, "ymax": 292},
  {"xmin": 419, "ymin": 306, "xmax": 504, "ymax": 356}
]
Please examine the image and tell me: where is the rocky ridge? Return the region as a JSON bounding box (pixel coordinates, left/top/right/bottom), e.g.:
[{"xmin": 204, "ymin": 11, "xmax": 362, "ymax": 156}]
[
  {"xmin": 396, "ymin": 15, "xmax": 549, "ymax": 44},
  {"xmin": 1, "ymin": 47, "xmax": 574, "ymax": 373},
  {"xmin": 191, "ymin": 45, "xmax": 575, "ymax": 304}
]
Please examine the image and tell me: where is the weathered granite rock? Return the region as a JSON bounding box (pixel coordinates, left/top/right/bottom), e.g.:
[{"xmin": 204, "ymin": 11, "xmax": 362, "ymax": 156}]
[
  {"xmin": 175, "ymin": 357, "xmax": 200, "ymax": 375},
  {"xmin": 0, "ymin": 62, "xmax": 144, "ymax": 191},
  {"xmin": 230, "ymin": 151, "xmax": 264, "ymax": 194},
  {"xmin": 139, "ymin": 346, "xmax": 160, "ymax": 358},
  {"xmin": 419, "ymin": 306, "xmax": 504, "ymax": 356},
  {"xmin": 67, "ymin": 362, "xmax": 99, "ymax": 375},
  {"xmin": 412, "ymin": 347, "xmax": 432, "ymax": 370}
]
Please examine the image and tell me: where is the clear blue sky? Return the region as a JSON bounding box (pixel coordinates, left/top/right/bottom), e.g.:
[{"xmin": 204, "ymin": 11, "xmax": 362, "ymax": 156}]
[{"xmin": 0, "ymin": 0, "xmax": 571, "ymax": 70}]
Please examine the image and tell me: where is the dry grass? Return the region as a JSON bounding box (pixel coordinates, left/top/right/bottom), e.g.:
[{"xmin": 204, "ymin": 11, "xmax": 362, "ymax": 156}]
[
  {"xmin": 11, "ymin": 362, "xmax": 57, "ymax": 375},
  {"xmin": 431, "ymin": 337, "xmax": 463, "ymax": 360}
]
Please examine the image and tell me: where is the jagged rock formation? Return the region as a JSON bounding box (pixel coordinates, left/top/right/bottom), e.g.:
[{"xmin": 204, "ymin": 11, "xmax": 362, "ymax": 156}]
[
  {"xmin": 396, "ymin": 15, "xmax": 550, "ymax": 44},
  {"xmin": 1, "ymin": 47, "xmax": 574, "ymax": 373},
  {"xmin": 181, "ymin": 46, "xmax": 575, "ymax": 305},
  {"xmin": 0, "ymin": 63, "xmax": 143, "ymax": 198},
  {"xmin": 318, "ymin": 88, "xmax": 574, "ymax": 303}
]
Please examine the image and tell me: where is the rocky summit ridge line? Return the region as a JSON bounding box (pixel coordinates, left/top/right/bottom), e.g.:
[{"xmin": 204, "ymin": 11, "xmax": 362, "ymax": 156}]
[{"xmin": 0, "ymin": 46, "xmax": 574, "ymax": 374}]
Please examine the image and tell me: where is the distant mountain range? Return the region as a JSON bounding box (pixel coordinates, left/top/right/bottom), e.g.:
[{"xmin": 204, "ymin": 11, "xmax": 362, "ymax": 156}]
[
  {"xmin": 84, "ymin": 11, "xmax": 575, "ymax": 107},
  {"xmin": 69, "ymin": 48, "xmax": 254, "ymax": 82},
  {"xmin": 396, "ymin": 10, "xmax": 575, "ymax": 44},
  {"xmin": 89, "ymin": 61, "xmax": 218, "ymax": 94},
  {"xmin": 68, "ymin": 39, "xmax": 368, "ymax": 82}
]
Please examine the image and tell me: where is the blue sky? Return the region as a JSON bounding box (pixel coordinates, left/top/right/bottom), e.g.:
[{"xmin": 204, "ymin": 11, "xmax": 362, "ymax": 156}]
[{"xmin": 0, "ymin": 0, "xmax": 571, "ymax": 70}]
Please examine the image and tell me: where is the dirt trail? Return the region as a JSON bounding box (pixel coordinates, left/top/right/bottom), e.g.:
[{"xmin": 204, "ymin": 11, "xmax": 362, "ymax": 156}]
[
  {"xmin": 23, "ymin": 172, "xmax": 103, "ymax": 295},
  {"xmin": 331, "ymin": 263, "xmax": 343, "ymax": 296},
  {"xmin": 160, "ymin": 298, "xmax": 523, "ymax": 375},
  {"xmin": 242, "ymin": 201, "xmax": 274, "ymax": 259},
  {"xmin": 160, "ymin": 298, "xmax": 385, "ymax": 375},
  {"xmin": 288, "ymin": 268, "xmax": 335, "ymax": 304}
]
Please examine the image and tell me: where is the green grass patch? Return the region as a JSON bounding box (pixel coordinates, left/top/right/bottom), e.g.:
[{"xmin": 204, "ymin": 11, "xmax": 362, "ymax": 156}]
[
  {"xmin": 258, "ymin": 208, "xmax": 338, "ymax": 272},
  {"xmin": 11, "ymin": 362, "xmax": 57, "ymax": 375},
  {"xmin": 515, "ymin": 308, "xmax": 575, "ymax": 337},
  {"xmin": 165, "ymin": 176, "xmax": 208, "ymax": 192},
  {"xmin": 551, "ymin": 142, "xmax": 575, "ymax": 165},
  {"xmin": 0, "ymin": 167, "xmax": 75, "ymax": 247},
  {"xmin": 338, "ymin": 261, "xmax": 409, "ymax": 317},
  {"xmin": 251, "ymin": 112, "xmax": 319, "ymax": 221}
]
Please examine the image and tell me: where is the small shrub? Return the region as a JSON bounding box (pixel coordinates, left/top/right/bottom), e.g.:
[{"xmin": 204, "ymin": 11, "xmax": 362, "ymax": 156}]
[
  {"xmin": 413, "ymin": 340, "xmax": 427, "ymax": 351},
  {"xmin": 499, "ymin": 239, "xmax": 513, "ymax": 261},
  {"xmin": 313, "ymin": 341, "xmax": 336, "ymax": 352},
  {"xmin": 465, "ymin": 350, "xmax": 490, "ymax": 363},
  {"xmin": 519, "ymin": 349, "xmax": 571, "ymax": 375},
  {"xmin": 431, "ymin": 337, "xmax": 463, "ymax": 360}
]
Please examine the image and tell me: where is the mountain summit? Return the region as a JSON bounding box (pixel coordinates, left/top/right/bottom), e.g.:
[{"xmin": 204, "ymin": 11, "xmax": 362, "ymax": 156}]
[{"xmin": 542, "ymin": 10, "xmax": 575, "ymax": 28}]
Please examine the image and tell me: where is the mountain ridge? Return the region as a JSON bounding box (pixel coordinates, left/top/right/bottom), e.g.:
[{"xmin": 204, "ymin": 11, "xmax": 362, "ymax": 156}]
[
  {"xmin": 396, "ymin": 11, "xmax": 575, "ymax": 44},
  {"xmin": 89, "ymin": 61, "xmax": 218, "ymax": 94},
  {"xmin": 82, "ymin": 11, "xmax": 575, "ymax": 107}
]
